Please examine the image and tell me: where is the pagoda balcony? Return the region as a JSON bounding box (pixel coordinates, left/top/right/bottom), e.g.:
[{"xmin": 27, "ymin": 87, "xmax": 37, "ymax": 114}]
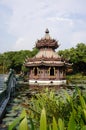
[{"xmin": 49, "ymin": 76, "xmax": 56, "ymax": 80}]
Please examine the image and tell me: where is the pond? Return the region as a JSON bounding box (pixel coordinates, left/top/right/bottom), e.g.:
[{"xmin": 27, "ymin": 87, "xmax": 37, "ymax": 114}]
[
  {"xmin": 0, "ymin": 79, "xmax": 86, "ymax": 129},
  {"xmin": 67, "ymin": 79, "xmax": 86, "ymax": 90}
]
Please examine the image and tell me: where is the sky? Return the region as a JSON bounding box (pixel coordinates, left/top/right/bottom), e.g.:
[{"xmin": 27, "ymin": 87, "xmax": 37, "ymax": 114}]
[{"xmin": 0, "ymin": 0, "xmax": 86, "ymax": 53}]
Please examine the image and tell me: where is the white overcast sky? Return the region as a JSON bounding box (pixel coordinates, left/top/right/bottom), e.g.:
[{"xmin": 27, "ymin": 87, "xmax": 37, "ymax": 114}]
[{"xmin": 0, "ymin": 0, "xmax": 86, "ymax": 53}]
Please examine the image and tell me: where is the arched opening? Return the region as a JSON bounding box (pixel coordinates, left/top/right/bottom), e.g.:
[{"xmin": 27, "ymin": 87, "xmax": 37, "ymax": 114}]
[
  {"xmin": 34, "ymin": 67, "xmax": 37, "ymax": 76},
  {"xmin": 50, "ymin": 67, "xmax": 54, "ymax": 76}
]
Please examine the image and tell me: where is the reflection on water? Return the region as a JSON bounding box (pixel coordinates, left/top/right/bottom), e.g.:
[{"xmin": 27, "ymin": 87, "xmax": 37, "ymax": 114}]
[{"xmin": 66, "ymin": 79, "xmax": 86, "ymax": 91}]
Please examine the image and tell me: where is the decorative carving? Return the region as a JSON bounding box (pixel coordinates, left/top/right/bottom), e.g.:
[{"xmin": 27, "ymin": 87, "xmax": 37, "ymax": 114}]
[
  {"xmin": 36, "ymin": 39, "xmax": 59, "ymax": 49},
  {"xmin": 35, "ymin": 29, "xmax": 59, "ymax": 49}
]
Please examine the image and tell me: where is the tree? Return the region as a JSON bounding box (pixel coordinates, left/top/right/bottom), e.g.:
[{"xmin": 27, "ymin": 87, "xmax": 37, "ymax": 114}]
[
  {"xmin": 58, "ymin": 43, "xmax": 86, "ymax": 74},
  {"xmin": 0, "ymin": 49, "xmax": 38, "ymax": 73}
]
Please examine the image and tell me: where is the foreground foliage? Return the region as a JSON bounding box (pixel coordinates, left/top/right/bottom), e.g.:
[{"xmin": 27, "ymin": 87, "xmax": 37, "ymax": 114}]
[{"xmin": 8, "ymin": 87, "xmax": 86, "ymax": 130}]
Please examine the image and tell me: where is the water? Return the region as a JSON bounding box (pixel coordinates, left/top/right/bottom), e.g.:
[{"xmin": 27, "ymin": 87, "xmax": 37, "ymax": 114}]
[{"xmin": 0, "ymin": 74, "xmax": 8, "ymax": 93}]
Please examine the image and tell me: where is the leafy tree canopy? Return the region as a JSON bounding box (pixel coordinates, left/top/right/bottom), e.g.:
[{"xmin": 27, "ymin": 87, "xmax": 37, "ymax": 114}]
[
  {"xmin": 58, "ymin": 43, "xmax": 86, "ymax": 74},
  {"xmin": 0, "ymin": 48, "xmax": 38, "ymax": 73}
]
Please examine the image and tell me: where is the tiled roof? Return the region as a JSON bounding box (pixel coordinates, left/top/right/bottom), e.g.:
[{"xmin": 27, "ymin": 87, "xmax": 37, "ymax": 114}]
[
  {"xmin": 36, "ymin": 29, "xmax": 59, "ymax": 49},
  {"xmin": 35, "ymin": 48, "xmax": 61, "ymax": 59}
]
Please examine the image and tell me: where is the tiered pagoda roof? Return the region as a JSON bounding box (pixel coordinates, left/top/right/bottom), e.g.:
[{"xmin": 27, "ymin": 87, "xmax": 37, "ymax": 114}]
[
  {"xmin": 36, "ymin": 29, "xmax": 59, "ymax": 49},
  {"xmin": 25, "ymin": 29, "xmax": 66, "ymax": 67}
]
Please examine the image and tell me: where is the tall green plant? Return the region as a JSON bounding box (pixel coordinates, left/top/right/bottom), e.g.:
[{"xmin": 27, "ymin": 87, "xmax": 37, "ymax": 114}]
[
  {"xmin": 40, "ymin": 108, "xmax": 47, "ymax": 130},
  {"xmin": 19, "ymin": 117, "xmax": 29, "ymax": 130}
]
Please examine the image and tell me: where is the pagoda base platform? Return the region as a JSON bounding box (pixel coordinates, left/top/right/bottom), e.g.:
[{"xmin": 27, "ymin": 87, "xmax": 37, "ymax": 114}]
[{"xmin": 29, "ymin": 79, "xmax": 66, "ymax": 86}]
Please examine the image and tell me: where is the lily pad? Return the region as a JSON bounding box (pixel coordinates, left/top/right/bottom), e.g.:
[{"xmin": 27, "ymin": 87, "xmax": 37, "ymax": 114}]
[
  {"xmin": 21, "ymin": 93, "xmax": 26, "ymax": 96},
  {"xmin": 12, "ymin": 106, "xmax": 20, "ymax": 111},
  {"xmin": 13, "ymin": 98, "xmax": 21, "ymax": 103},
  {"xmin": 6, "ymin": 112, "xmax": 17, "ymax": 117},
  {"xmin": 3, "ymin": 117, "xmax": 15, "ymax": 123}
]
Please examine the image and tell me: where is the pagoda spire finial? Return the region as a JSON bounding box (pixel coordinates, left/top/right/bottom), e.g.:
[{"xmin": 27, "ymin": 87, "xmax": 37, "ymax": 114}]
[
  {"xmin": 45, "ymin": 28, "xmax": 49, "ymax": 34},
  {"xmin": 45, "ymin": 28, "xmax": 51, "ymax": 39}
]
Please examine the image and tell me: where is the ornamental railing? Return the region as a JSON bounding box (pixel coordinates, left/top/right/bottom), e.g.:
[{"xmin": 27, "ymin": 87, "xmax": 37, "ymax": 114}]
[{"xmin": 0, "ymin": 69, "xmax": 17, "ymax": 121}]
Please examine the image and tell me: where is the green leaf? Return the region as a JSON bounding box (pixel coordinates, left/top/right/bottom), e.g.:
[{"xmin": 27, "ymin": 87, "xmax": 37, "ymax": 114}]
[
  {"xmin": 81, "ymin": 126, "xmax": 86, "ymax": 130},
  {"xmin": 83, "ymin": 109, "xmax": 86, "ymax": 122},
  {"xmin": 58, "ymin": 118, "xmax": 64, "ymax": 130},
  {"xmin": 68, "ymin": 112, "xmax": 76, "ymax": 130},
  {"xmin": 52, "ymin": 117, "xmax": 58, "ymax": 130},
  {"xmin": 40, "ymin": 108, "xmax": 47, "ymax": 130},
  {"xmin": 8, "ymin": 117, "xmax": 20, "ymax": 130},
  {"xmin": 29, "ymin": 117, "xmax": 34, "ymax": 130},
  {"xmin": 8, "ymin": 109, "xmax": 27, "ymax": 130},
  {"xmin": 64, "ymin": 90, "xmax": 71, "ymax": 103},
  {"xmin": 19, "ymin": 117, "xmax": 29, "ymax": 130},
  {"xmin": 20, "ymin": 109, "xmax": 27, "ymax": 119},
  {"xmin": 78, "ymin": 90, "xmax": 86, "ymax": 109}
]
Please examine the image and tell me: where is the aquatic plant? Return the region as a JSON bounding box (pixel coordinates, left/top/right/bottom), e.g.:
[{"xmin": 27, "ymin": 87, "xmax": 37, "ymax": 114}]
[{"xmin": 8, "ymin": 88, "xmax": 86, "ymax": 130}]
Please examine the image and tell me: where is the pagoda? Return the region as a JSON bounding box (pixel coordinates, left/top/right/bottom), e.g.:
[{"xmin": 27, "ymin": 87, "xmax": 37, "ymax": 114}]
[{"xmin": 24, "ymin": 29, "xmax": 70, "ymax": 86}]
